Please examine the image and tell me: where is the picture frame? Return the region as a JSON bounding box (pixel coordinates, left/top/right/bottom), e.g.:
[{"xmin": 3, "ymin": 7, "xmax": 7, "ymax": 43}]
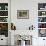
[{"xmin": 17, "ymin": 10, "xmax": 29, "ymax": 19}]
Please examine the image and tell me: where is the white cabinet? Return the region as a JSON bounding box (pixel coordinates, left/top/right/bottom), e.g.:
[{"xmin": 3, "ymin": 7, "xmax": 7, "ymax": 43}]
[
  {"xmin": 0, "ymin": 35, "xmax": 8, "ymax": 45},
  {"xmin": 38, "ymin": 38, "xmax": 46, "ymax": 46}
]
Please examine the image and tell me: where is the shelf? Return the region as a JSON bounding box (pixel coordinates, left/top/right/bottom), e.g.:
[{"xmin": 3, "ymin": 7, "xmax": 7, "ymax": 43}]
[
  {"xmin": 38, "ymin": 15, "xmax": 46, "ymax": 17},
  {"xmin": 38, "ymin": 28, "xmax": 46, "ymax": 29},
  {"xmin": 0, "ymin": 16, "xmax": 8, "ymax": 17},
  {"xmin": 0, "ymin": 10, "xmax": 8, "ymax": 11},
  {"xmin": 38, "ymin": 22, "xmax": 46, "ymax": 23},
  {"xmin": 0, "ymin": 22, "xmax": 8, "ymax": 23},
  {"xmin": 38, "ymin": 10, "xmax": 46, "ymax": 11}
]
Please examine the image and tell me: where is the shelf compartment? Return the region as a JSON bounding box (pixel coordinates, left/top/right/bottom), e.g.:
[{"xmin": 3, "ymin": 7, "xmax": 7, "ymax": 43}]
[
  {"xmin": 38, "ymin": 17, "xmax": 46, "ymax": 22},
  {"xmin": 0, "ymin": 11, "xmax": 8, "ymax": 16},
  {"xmin": 38, "ymin": 11, "xmax": 46, "ymax": 16},
  {"xmin": 0, "ymin": 23, "xmax": 8, "ymax": 37},
  {"xmin": 0, "ymin": 17, "xmax": 8, "ymax": 22},
  {"xmin": 38, "ymin": 29, "xmax": 46, "ymax": 37},
  {"xmin": 38, "ymin": 3, "xmax": 46, "ymax": 10},
  {"xmin": 0, "ymin": 30, "xmax": 8, "ymax": 37},
  {"xmin": 0, "ymin": 3, "xmax": 8, "ymax": 10},
  {"xmin": 38, "ymin": 23, "xmax": 46, "ymax": 28},
  {"xmin": 0, "ymin": 23, "xmax": 8, "ymax": 30}
]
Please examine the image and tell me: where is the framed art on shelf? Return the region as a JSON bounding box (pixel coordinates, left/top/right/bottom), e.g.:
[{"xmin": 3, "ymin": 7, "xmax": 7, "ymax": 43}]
[{"xmin": 17, "ymin": 10, "xmax": 29, "ymax": 19}]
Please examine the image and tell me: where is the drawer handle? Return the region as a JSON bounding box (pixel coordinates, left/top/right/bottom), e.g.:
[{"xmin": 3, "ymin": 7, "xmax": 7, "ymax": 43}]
[
  {"xmin": 43, "ymin": 39, "xmax": 45, "ymax": 40},
  {"xmin": 1, "ymin": 39, "xmax": 3, "ymax": 40}
]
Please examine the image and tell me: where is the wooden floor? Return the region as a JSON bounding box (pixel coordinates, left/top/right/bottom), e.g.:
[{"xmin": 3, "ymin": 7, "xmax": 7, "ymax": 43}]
[{"xmin": 0, "ymin": 45, "xmax": 8, "ymax": 46}]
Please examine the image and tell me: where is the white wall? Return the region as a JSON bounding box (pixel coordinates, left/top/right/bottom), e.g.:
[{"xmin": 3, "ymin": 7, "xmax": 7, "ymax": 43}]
[
  {"xmin": 11, "ymin": 0, "xmax": 46, "ymax": 46},
  {"xmin": 11, "ymin": 0, "xmax": 46, "ymax": 30},
  {"xmin": 11, "ymin": 0, "xmax": 38, "ymax": 30}
]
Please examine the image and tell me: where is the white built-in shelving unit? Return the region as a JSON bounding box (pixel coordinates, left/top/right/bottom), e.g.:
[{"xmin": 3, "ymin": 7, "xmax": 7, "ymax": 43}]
[
  {"xmin": 0, "ymin": 3, "xmax": 8, "ymax": 38},
  {"xmin": 38, "ymin": 3, "xmax": 46, "ymax": 37}
]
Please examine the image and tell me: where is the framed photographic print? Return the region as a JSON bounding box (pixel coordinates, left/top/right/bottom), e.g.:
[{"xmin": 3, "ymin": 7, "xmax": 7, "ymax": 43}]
[{"xmin": 17, "ymin": 10, "xmax": 29, "ymax": 19}]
